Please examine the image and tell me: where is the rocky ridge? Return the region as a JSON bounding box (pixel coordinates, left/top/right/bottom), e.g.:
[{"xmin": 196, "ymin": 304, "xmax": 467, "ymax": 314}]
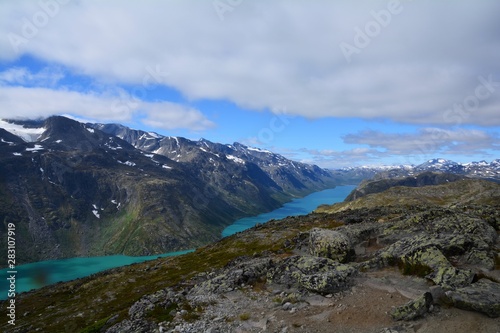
[{"xmin": 3, "ymin": 177, "xmax": 499, "ymax": 333}]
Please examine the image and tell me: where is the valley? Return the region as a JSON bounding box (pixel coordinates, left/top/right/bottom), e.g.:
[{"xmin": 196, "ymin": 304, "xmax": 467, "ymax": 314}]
[
  {"xmin": 0, "ymin": 116, "xmax": 340, "ymax": 264},
  {"xmin": 0, "ymin": 175, "xmax": 498, "ymax": 333}
]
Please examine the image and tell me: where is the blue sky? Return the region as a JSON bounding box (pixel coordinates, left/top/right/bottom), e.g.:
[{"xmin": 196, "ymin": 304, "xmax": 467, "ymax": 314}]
[{"xmin": 1, "ymin": 0, "xmax": 499, "ymax": 168}]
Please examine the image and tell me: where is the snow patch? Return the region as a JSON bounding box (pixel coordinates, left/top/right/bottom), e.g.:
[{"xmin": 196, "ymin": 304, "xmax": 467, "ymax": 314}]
[
  {"xmin": 0, "ymin": 120, "xmax": 45, "ymax": 142},
  {"xmin": 12, "ymin": 152, "xmax": 22, "ymax": 156},
  {"xmin": 162, "ymin": 165, "xmax": 172, "ymax": 169},
  {"xmin": 92, "ymin": 210, "xmax": 100, "ymax": 218},
  {"xmin": 118, "ymin": 160, "xmax": 136, "ymax": 167},
  {"xmin": 148, "ymin": 131, "xmax": 161, "ymax": 139},
  {"xmin": 86, "ymin": 127, "xmax": 95, "ymax": 133},
  {"xmin": 227, "ymin": 155, "xmax": 245, "ymax": 164},
  {"xmin": 26, "ymin": 144, "xmax": 44, "ymax": 152},
  {"xmin": 1, "ymin": 138, "xmax": 14, "ymax": 145},
  {"xmin": 247, "ymin": 146, "xmax": 272, "ymax": 153}
]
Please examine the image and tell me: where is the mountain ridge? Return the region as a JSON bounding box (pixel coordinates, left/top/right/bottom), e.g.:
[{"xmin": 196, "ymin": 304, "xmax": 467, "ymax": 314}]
[{"xmin": 0, "ymin": 116, "xmax": 339, "ymax": 264}]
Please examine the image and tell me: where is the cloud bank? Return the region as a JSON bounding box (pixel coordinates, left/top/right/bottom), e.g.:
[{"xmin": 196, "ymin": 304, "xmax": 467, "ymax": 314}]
[{"xmin": 1, "ymin": 0, "xmax": 499, "ymax": 127}]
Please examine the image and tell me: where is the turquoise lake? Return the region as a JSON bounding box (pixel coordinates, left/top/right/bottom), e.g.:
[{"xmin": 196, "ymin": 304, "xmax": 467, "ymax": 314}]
[
  {"xmin": 221, "ymin": 185, "xmax": 356, "ymax": 237},
  {"xmin": 0, "ymin": 185, "xmax": 355, "ymax": 299}
]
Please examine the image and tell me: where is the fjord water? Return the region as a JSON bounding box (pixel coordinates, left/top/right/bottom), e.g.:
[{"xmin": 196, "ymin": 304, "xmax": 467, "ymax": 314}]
[
  {"xmin": 0, "ymin": 250, "xmax": 193, "ymax": 299},
  {"xmin": 1, "ymin": 185, "xmax": 355, "ymax": 298},
  {"xmin": 222, "ymin": 185, "xmax": 356, "ymax": 237}
]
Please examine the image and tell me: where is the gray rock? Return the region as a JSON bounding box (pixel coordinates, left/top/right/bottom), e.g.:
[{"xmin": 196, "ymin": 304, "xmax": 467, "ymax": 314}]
[
  {"xmin": 429, "ymin": 285, "xmax": 445, "ymax": 304},
  {"xmin": 309, "ymin": 228, "xmax": 354, "ymax": 263},
  {"xmin": 267, "ymin": 255, "xmax": 357, "ymax": 295},
  {"xmin": 128, "ymin": 298, "xmax": 155, "ymax": 320},
  {"xmin": 445, "ymin": 279, "xmax": 500, "ymax": 318},
  {"xmin": 282, "ymin": 302, "xmax": 293, "ymax": 311},
  {"xmin": 378, "ymin": 238, "xmax": 474, "ymax": 290},
  {"xmin": 390, "ymin": 292, "xmax": 433, "ymax": 321}
]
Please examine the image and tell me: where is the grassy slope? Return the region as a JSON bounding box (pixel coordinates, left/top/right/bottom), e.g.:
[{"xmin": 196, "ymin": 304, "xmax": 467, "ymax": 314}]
[
  {"xmin": 1, "ymin": 214, "xmax": 343, "ymax": 332},
  {"xmin": 316, "ymin": 179, "xmax": 500, "ymax": 213}
]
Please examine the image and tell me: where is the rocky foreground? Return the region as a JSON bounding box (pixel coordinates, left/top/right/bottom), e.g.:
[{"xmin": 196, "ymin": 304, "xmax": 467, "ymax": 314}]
[{"xmin": 3, "ymin": 178, "xmax": 500, "ymax": 333}]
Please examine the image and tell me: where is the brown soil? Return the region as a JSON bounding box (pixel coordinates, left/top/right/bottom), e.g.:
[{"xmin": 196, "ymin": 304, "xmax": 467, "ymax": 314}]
[{"xmin": 218, "ymin": 267, "xmax": 500, "ymax": 333}]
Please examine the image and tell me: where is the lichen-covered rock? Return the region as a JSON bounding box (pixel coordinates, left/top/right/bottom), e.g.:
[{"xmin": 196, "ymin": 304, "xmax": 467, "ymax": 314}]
[
  {"xmin": 376, "ymin": 236, "xmax": 474, "ymax": 290},
  {"xmin": 404, "ymin": 246, "xmax": 474, "ymax": 290},
  {"xmin": 309, "ymin": 228, "xmax": 354, "ymax": 263},
  {"xmin": 463, "ymin": 249, "xmax": 495, "ymax": 271},
  {"xmin": 267, "ymin": 255, "xmax": 357, "ymax": 294},
  {"xmin": 296, "ymin": 268, "xmax": 357, "ymax": 294},
  {"xmin": 191, "ymin": 257, "xmax": 272, "ymax": 294},
  {"xmin": 445, "ymin": 279, "xmax": 500, "ymax": 318},
  {"xmin": 128, "ymin": 298, "xmax": 155, "ymax": 320},
  {"xmin": 390, "ymin": 292, "xmax": 433, "ymax": 321}
]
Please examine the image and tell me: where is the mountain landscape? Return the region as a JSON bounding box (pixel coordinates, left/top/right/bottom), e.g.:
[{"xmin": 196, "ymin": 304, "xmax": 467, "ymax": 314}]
[
  {"xmin": 1, "ymin": 174, "xmax": 498, "ymax": 333},
  {"xmin": 1, "ymin": 116, "xmax": 500, "ymax": 266},
  {"xmin": 1, "ymin": 116, "xmax": 500, "ymax": 333},
  {"xmin": 0, "ymin": 116, "xmax": 340, "ymax": 264}
]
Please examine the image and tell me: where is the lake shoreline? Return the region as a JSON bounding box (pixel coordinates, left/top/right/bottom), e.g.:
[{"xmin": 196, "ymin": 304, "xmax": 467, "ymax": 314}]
[{"xmin": 0, "ymin": 185, "xmax": 356, "ymax": 298}]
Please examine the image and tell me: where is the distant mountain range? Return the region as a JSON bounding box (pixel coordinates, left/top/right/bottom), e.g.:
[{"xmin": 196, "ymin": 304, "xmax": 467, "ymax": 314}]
[
  {"xmin": 0, "ymin": 116, "xmax": 338, "ymax": 264},
  {"xmin": 339, "ymin": 158, "xmax": 500, "ymax": 182}
]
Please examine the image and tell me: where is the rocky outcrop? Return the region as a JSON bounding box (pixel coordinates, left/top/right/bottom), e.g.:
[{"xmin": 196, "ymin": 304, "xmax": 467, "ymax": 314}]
[
  {"xmin": 445, "ymin": 279, "xmax": 500, "ymax": 318},
  {"xmin": 191, "ymin": 257, "xmax": 272, "ymax": 295},
  {"xmin": 267, "ymin": 255, "xmax": 357, "ymax": 294}
]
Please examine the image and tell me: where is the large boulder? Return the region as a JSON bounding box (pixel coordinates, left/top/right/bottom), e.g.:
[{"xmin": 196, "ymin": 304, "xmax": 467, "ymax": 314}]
[
  {"xmin": 267, "ymin": 255, "xmax": 357, "ymax": 294},
  {"xmin": 191, "ymin": 257, "xmax": 272, "ymax": 294},
  {"xmin": 376, "ymin": 236, "xmax": 474, "ymax": 290},
  {"xmin": 445, "ymin": 279, "xmax": 500, "ymax": 318},
  {"xmin": 309, "ymin": 228, "xmax": 354, "ymax": 263}
]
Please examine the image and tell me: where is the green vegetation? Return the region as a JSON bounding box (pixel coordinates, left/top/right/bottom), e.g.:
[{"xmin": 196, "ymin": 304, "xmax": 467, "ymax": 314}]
[
  {"xmin": 239, "ymin": 313, "xmax": 251, "ymax": 321},
  {"xmin": 79, "ymin": 316, "xmax": 111, "ymax": 333}
]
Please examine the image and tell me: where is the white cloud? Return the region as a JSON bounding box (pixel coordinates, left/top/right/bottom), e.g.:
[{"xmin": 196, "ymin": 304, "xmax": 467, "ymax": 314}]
[
  {"xmin": 1, "ymin": 1, "xmax": 499, "ymax": 126},
  {"xmin": 0, "ymin": 86, "xmax": 214, "ymax": 131},
  {"xmin": 0, "ymin": 67, "xmax": 64, "ymax": 86},
  {"xmin": 141, "ymin": 102, "xmax": 216, "ymax": 131},
  {"xmin": 0, "ymin": 86, "xmax": 129, "ymax": 121},
  {"xmin": 291, "ymin": 128, "xmax": 500, "ymax": 168}
]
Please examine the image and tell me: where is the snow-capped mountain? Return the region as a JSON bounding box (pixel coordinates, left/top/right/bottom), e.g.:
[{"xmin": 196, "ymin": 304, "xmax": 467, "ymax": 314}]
[
  {"xmin": 91, "ymin": 122, "xmax": 335, "ymax": 194},
  {"xmin": 339, "ymin": 158, "xmax": 500, "ymax": 181},
  {"xmin": 0, "ymin": 116, "xmax": 339, "ymax": 264}
]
